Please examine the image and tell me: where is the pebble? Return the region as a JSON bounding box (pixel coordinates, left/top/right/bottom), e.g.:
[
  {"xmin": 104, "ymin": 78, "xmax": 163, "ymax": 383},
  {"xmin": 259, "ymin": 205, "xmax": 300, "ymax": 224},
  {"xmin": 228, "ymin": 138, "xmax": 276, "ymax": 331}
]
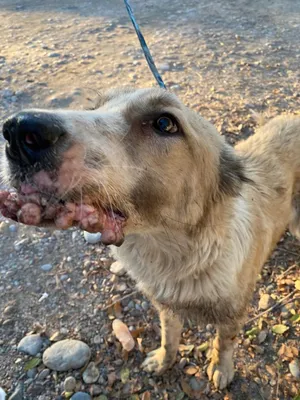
[
  {"xmin": 110, "ymin": 261, "xmax": 126, "ymax": 276},
  {"xmin": 258, "ymin": 293, "xmax": 273, "ymax": 310},
  {"xmin": 281, "ymin": 305, "xmax": 290, "ymax": 318},
  {"xmin": 40, "ymin": 263, "xmax": 53, "ymax": 272},
  {"xmin": 3, "ymin": 304, "xmax": 16, "ymax": 316},
  {"xmin": 83, "ymin": 231, "xmax": 102, "ymax": 244},
  {"xmin": 90, "ymin": 385, "xmax": 102, "ymax": 396},
  {"xmin": 14, "ymin": 238, "xmax": 29, "ymax": 251},
  {"xmin": 64, "ymin": 376, "xmax": 77, "ymax": 392},
  {"xmin": 257, "ymin": 330, "xmax": 268, "ymax": 344},
  {"xmin": 48, "ymin": 52, "xmax": 61, "ymax": 57},
  {"xmin": 8, "ymin": 383, "xmax": 23, "ymax": 400},
  {"xmin": 43, "ymin": 339, "xmax": 91, "ymax": 371},
  {"xmin": 0, "ymin": 388, "xmax": 5, "ymax": 400},
  {"xmin": 27, "ymin": 368, "xmax": 37, "ymax": 379},
  {"xmin": 1, "ymin": 88, "xmax": 14, "ymax": 97},
  {"xmin": 82, "ymin": 362, "xmax": 100, "ymax": 384},
  {"xmin": 98, "ymin": 376, "xmax": 106, "ymax": 385},
  {"xmin": 26, "ymin": 383, "xmax": 43, "ymax": 397},
  {"xmin": 178, "ymin": 358, "xmax": 187, "ymax": 369},
  {"xmin": 72, "ymin": 231, "xmax": 78, "ymax": 241},
  {"xmin": 37, "ymin": 369, "xmax": 50, "ymax": 381},
  {"xmin": 116, "ymin": 282, "xmax": 127, "ymax": 292},
  {"xmin": 266, "ymin": 284, "xmax": 275, "ymax": 293},
  {"xmin": 189, "ymin": 377, "xmax": 206, "ymax": 391},
  {"xmin": 93, "ymin": 335, "xmax": 102, "ymax": 344},
  {"xmin": 9, "ymin": 225, "xmax": 17, "ymax": 233},
  {"xmin": 17, "ymin": 334, "xmax": 44, "ymax": 356},
  {"xmin": 158, "ymin": 62, "xmax": 171, "ymax": 71},
  {"xmin": 70, "ymin": 392, "xmax": 91, "ymax": 400},
  {"xmin": 0, "ymin": 222, "xmax": 8, "ymax": 233},
  {"xmin": 289, "ymin": 360, "xmax": 300, "ymax": 378},
  {"xmin": 128, "ymin": 301, "xmax": 135, "ymax": 309},
  {"xmin": 141, "ymin": 301, "xmax": 149, "ymax": 311}
]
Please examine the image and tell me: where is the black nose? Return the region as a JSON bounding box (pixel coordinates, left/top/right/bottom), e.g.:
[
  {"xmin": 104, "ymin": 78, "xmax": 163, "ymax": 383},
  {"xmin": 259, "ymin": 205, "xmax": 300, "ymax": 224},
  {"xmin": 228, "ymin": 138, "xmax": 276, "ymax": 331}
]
[{"xmin": 3, "ymin": 111, "xmax": 66, "ymax": 164}]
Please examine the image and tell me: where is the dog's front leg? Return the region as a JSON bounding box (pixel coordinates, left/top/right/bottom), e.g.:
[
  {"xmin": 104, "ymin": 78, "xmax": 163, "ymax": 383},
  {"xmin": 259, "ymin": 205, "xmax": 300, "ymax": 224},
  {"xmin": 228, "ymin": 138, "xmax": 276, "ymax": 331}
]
[
  {"xmin": 207, "ymin": 321, "xmax": 242, "ymax": 389},
  {"xmin": 142, "ymin": 307, "xmax": 182, "ymax": 375}
]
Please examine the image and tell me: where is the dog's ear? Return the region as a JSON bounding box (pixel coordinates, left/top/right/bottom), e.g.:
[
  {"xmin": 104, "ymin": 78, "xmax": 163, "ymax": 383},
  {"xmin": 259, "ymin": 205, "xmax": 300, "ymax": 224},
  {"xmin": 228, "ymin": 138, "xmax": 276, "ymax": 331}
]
[{"xmin": 218, "ymin": 147, "xmax": 249, "ymax": 197}]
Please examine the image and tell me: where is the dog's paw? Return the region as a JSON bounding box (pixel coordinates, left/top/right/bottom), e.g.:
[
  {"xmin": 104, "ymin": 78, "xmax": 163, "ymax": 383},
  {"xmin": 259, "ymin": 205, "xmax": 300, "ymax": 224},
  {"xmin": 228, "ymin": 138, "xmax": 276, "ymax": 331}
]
[
  {"xmin": 207, "ymin": 360, "xmax": 234, "ymax": 390},
  {"xmin": 141, "ymin": 347, "xmax": 175, "ymax": 375}
]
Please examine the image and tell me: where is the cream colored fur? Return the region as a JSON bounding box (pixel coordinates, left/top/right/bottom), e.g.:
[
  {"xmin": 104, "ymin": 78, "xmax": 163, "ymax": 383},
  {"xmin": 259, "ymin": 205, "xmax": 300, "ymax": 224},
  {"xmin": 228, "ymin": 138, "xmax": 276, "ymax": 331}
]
[{"xmin": 3, "ymin": 88, "xmax": 300, "ymax": 389}]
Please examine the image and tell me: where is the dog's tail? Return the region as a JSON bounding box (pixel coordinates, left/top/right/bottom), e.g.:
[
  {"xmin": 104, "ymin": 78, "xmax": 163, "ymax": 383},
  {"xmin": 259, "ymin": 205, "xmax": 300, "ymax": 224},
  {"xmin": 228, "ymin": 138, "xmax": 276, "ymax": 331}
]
[
  {"xmin": 268, "ymin": 115, "xmax": 300, "ymax": 239},
  {"xmin": 257, "ymin": 114, "xmax": 300, "ymax": 169},
  {"xmin": 252, "ymin": 113, "xmax": 300, "ymax": 239}
]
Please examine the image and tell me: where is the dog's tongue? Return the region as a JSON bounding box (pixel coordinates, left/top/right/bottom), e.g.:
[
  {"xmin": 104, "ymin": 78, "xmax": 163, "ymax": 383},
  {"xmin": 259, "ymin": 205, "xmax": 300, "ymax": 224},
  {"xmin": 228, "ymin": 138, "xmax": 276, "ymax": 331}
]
[{"xmin": 0, "ymin": 190, "xmax": 125, "ymax": 246}]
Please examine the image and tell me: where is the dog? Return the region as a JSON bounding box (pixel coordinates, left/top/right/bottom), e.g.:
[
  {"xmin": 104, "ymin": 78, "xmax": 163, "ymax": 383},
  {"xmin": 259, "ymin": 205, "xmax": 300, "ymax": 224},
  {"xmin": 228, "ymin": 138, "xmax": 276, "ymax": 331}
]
[{"xmin": 1, "ymin": 87, "xmax": 299, "ymax": 389}]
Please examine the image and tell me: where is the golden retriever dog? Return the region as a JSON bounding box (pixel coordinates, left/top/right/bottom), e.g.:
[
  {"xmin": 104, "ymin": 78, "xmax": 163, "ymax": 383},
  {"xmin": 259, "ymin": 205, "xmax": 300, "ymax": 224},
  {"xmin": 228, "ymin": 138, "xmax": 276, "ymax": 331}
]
[{"xmin": 1, "ymin": 87, "xmax": 299, "ymax": 389}]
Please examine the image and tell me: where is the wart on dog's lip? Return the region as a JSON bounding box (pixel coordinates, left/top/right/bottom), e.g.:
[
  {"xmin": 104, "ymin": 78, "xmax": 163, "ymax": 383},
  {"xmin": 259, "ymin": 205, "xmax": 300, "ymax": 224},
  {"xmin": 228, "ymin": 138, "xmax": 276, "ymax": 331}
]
[{"xmin": 0, "ymin": 188, "xmax": 126, "ymax": 246}]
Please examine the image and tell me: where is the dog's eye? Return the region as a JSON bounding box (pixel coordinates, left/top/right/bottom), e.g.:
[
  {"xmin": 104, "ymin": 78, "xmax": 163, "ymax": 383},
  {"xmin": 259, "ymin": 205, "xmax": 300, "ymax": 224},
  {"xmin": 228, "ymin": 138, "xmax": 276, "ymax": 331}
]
[{"xmin": 153, "ymin": 115, "xmax": 179, "ymax": 135}]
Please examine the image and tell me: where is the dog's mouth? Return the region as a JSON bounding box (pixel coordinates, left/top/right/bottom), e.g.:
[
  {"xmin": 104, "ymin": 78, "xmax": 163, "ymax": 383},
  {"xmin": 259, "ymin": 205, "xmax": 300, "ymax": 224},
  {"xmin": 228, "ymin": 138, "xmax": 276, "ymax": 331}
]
[{"xmin": 0, "ymin": 174, "xmax": 127, "ymax": 246}]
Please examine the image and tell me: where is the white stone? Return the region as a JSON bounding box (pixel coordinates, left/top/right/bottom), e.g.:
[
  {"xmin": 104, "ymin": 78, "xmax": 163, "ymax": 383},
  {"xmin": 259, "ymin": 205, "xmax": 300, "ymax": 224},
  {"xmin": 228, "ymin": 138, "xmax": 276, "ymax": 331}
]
[
  {"xmin": 43, "ymin": 339, "xmax": 91, "ymax": 371},
  {"xmin": 0, "ymin": 387, "xmax": 6, "ymax": 400},
  {"xmin": 110, "ymin": 261, "xmax": 126, "ymax": 276},
  {"xmin": 83, "ymin": 231, "xmax": 101, "ymax": 244}
]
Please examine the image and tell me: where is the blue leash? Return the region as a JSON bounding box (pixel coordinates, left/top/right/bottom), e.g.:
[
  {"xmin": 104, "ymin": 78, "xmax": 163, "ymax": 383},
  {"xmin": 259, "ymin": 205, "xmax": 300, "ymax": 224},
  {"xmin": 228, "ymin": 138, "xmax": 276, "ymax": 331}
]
[{"xmin": 123, "ymin": 0, "xmax": 167, "ymax": 90}]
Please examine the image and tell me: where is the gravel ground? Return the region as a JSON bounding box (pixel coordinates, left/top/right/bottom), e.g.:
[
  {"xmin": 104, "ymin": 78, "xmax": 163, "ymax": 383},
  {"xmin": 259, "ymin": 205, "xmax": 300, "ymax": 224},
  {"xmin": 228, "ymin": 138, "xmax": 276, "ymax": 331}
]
[{"xmin": 0, "ymin": 0, "xmax": 299, "ymax": 399}]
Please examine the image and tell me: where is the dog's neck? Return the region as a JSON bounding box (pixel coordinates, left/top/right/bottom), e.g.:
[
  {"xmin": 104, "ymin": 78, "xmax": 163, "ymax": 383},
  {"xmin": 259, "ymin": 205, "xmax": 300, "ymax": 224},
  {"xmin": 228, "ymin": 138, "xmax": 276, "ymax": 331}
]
[{"xmin": 112, "ymin": 193, "xmax": 252, "ymax": 305}]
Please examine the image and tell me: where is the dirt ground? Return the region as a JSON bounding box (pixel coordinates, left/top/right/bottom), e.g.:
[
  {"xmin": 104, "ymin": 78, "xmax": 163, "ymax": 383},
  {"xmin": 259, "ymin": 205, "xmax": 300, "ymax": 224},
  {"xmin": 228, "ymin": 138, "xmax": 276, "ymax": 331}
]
[{"xmin": 0, "ymin": 0, "xmax": 299, "ymax": 399}]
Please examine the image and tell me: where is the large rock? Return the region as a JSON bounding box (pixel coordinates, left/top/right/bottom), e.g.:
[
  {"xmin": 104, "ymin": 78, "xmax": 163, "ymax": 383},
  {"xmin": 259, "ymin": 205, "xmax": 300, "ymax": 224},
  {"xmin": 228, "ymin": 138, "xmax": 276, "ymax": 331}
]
[
  {"xmin": 43, "ymin": 339, "xmax": 91, "ymax": 371},
  {"xmin": 17, "ymin": 334, "xmax": 44, "ymax": 356}
]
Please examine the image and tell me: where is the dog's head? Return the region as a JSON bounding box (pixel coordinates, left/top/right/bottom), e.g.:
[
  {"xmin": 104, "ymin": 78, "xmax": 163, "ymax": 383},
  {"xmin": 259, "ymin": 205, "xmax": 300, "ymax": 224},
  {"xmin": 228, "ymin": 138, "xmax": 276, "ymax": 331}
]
[{"xmin": 1, "ymin": 88, "xmax": 246, "ymax": 245}]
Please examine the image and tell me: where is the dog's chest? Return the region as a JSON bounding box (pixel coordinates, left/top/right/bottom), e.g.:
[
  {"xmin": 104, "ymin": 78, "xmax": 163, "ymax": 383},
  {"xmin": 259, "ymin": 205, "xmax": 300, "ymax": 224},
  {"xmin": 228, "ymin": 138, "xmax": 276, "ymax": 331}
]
[{"xmin": 112, "ymin": 232, "xmax": 242, "ymax": 324}]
